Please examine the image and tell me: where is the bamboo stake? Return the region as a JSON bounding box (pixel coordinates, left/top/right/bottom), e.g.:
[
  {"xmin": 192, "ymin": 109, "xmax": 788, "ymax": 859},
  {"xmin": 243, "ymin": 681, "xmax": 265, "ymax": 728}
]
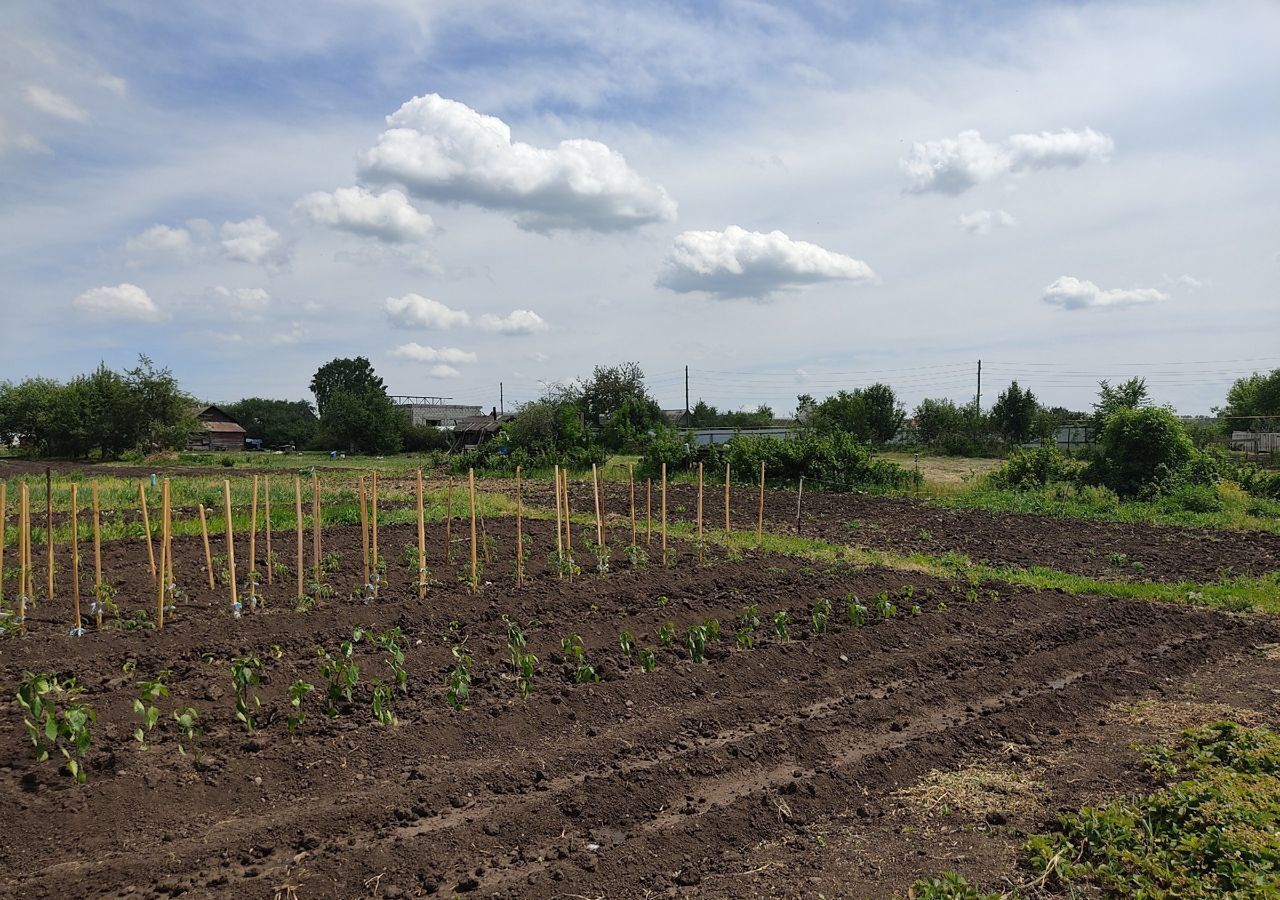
[
  {"xmin": 628, "ymin": 464, "xmax": 636, "ymax": 547},
  {"xmin": 591, "ymin": 464, "xmax": 603, "ymax": 548},
  {"xmin": 91, "ymin": 480, "xmax": 102, "ymax": 594},
  {"xmin": 139, "ymin": 481, "xmax": 156, "ymax": 580},
  {"xmin": 358, "ymin": 476, "xmax": 370, "ymax": 591},
  {"xmin": 294, "ymin": 477, "xmax": 304, "ymax": 600},
  {"xmin": 198, "ymin": 504, "xmax": 215, "ymax": 590},
  {"xmin": 553, "ymin": 465, "xmax": 563, "ymax": 575},
  {"xmin": 70, "ymin": 483, "xmax": 81, "ymax": 634},
  {"xmin": 156, "ymin": 480, "xmax": 168, "ymax": 629},
  {"xmin": 224, "ymin": 480, "xmax": 239, "ymax": 616},
  {"xmin": 18, "ymin": 483, "xmax": 28, "ymax": 625},
  {"xmin": 562, "ymin": 468, "xmax": 572, "ymax": 552},
  {"xmin": 660, "ymin": 464, "xmax": 667, "ymax": 563},
  {"xmin": 444, "ymin": 477, "xmax": 453, "ymax": 565},
  {"xmin": 311, "ymin": 472, "xmax": 321, "ymax": 585},
  {"xmin": 371, "ymin": 470, "xmax": 380, "ymax": 596},
  {"xmin": 264, "ymin": 475, "xmax": 272, "ymax": 586},
  {"xmin": 757, "ymin": 461, "xmax": 766, "ymax": 546},
  {"xmin": 467, "ymin": 468, "xmax": 478, "ymax": 590},
  {"xmin": 515, "ymin": 465, "xmax": 524, "ymax": 586},
  {"xmin": 646, "ymin": 478, "xmax": 652, "ymax": 546},
  {"xmin": 697, "ymin": 462, "xmax": 704, "ymax": 547},
  {"xmin": 0, "ymin": 483, "xmax": 6, "ymax": 606},
  {"xmin": 45, "ymin": 467, "xmax": 52, "ymax": 602},
  {"xmin": 416, "ymin": 469, "xmax": 426, "ymax": 600},
  {"xmin": 248, "ymin": 475, "xmax": 259, "ymax": 604},
  {"xmin": 725, "ymin": 462, "xmax": 731, "ymax": 536},
  {"xmin": 164, "ymin": 477, "xmax": 174, "ymax": 610}
]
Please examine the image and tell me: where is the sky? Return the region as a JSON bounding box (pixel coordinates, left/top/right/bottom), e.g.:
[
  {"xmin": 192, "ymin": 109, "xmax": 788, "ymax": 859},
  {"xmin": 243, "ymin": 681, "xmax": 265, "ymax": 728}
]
[{"xmin": 1, "ymin": 0, "xmax": 1277, "ymax": 417}]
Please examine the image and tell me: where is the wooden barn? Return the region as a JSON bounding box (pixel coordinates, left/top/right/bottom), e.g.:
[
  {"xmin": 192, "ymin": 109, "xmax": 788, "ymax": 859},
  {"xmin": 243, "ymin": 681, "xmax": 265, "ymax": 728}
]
[{"xmin": 189, "ymin": 405, "xmax": 247, "ymax": 451}]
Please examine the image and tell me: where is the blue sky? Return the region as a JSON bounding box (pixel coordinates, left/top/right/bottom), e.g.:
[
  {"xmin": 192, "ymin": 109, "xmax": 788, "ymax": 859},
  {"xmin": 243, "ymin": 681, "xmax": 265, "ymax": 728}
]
[{"xmin": 2, "ymin": 0, "xmax": 1277, "ymax": 416}]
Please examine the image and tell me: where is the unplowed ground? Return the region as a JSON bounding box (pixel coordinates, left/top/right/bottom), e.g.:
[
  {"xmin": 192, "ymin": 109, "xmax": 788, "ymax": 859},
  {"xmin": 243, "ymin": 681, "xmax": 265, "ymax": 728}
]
[{"xmin": 1, "ymin": 514, "xmax": 1278, "ymax": 899}]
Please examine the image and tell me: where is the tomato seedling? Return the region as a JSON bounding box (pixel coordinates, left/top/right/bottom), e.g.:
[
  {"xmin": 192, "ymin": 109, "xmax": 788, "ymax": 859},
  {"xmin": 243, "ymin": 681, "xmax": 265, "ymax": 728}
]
[
  {"xmin": 133, "ymin": 672, "xmax": 170, "ymax": 748},
  {"xmin": 230, "ymin": 657, "xmax": 263, "ymax": 734}
]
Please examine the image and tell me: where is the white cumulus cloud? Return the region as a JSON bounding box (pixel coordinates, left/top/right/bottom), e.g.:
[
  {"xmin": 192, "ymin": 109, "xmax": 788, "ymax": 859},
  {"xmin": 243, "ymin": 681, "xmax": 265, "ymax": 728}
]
[
  {"xmin": 384, "ymin": 294, "xmax": 470, "ymax": 329},
  {"xmin": 126, "ymin": 224, "xmax": 193, "ymax": 256},
  {"xmin": 477, "ymin": 309, "xmax": 548, "ymax": 334},
  {"xmin": 296, "ymin": 186, "xmax": 433, "ymax": 243},
  {"xmin": 24, "ymin": 85, "xmax": 88, "ymax": 123},
  {"xmin": 428, "ymin": 364, "xmax": 461, "ymax": 378},
  {"xmin": 213, "ymin": 286, "xmax": 271, "ymax": 320},
  {"xmin": 656, "ymin": 225, "xmax": 875, "ymax": 299},
  {"xmin": 390, "ymin": 342, "xmax": 478, "ymax": 364},
  {"xmin": 220, "ymin": 216, "xmax": 289, "ymax": 266},
  {"xmin": 1042, "ymin": 276, "xmax": 1167, "ymax": 310},
  {"xmin": 902, "ymin": 128, "xmax": 1113, "ymax": 194},
  {"xmin": 74, "ymin": 283, "xmax": 164, "ymax": 322},
  {"xmin": 358, "ymin": 93, "xmax": 677, "ymax": 232},
  {"xmin": 957, "ymin": 209, "xmax": 1017, "ymax": 236}
]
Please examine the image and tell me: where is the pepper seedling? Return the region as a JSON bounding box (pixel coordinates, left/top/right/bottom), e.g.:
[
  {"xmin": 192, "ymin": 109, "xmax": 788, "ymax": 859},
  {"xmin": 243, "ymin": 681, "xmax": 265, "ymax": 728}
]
[
  {"xmin": 561, "ymin": 633, "xmax": 599, "ymax": 684},
  {"xmin": 132, "ymin": 672, "xmax": 170, "ymax": 748},
  {"xmin": 16, "ymin": 673, "xmax": 96, "ymax": 783},
  {"xmin": 230, "ymin": 657, "xmax": 263, "ymax": 734},
  {"xmin": 445, "ymin": 646, "xmax": 473, "ymax": 710},
  {"xmin": 773, "ymin": 610, "xmax": 790, "ymax": 642},
  {"xmin": 287, "ymin": 680, "xmax": 314, "ymax": 732}
]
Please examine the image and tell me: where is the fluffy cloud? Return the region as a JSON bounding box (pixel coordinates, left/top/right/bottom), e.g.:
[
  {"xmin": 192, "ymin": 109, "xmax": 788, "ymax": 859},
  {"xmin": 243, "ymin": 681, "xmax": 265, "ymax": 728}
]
[
  {"xmin": 24, "ymin": 85, "xmax": 88, "ymax": 123},
  {"xmin": 126, "ymin": 224, "xmax": 193, "ymax": 256},
  {"xmin": 390, "ymin": 342, "xmax": 478, "ymax": 364},
  {"xmin": 73, "ymin": 283, "xmax": 164, "ymax": 321},
  {"xmin": 957, "ymin": 209, "xmax": 1017, "ymax": 235},
  {"xmin": 1041, "ymin": 276, "xmax": 1167, "ymax": 310},
  {"xmin": 656, "ymin": 226, "xmax": 875, "ymax": 299},
  {"xmin": 296, "ymin": 186, "xmax": 433, "ymax": 243},
  {"xmin": 428, "ymin": 364, "xmax": 461, "ymax": 378},
  {"xmin": 902, "ymin": 128, "xmax": 1113, "ymax": 194},
  {"xmin": 358, "ymin": 93, "xmax": 677, "ymax": 232},
  {"xmin": 213, "ymin": 286, "xmax": 271, "ymax": 320},
  {"xmin": 477, "ymin": 309, "xmax": 548, "ymax": 334},
  {"xmin": 384, "ymin": 294, "xmax": 470, "ymax": 329},
  {"xmin": 220, "ymin": 216, "xmax": 289, "ymax": 266}
]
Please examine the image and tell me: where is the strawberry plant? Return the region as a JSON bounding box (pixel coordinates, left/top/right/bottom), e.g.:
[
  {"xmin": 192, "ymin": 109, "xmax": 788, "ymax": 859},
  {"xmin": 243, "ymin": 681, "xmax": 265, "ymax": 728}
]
[
  {"xmin": 16, "ymin": 673, "xmax": 97, "ymax": 783},
  {"xmin": 561, "ymin": 633, "xmax": 599, "ymax": 684},
  {"xmin": 846, "ymin": 595, "xmax": 868, "ymax": 626},
  {"xmin": 230, "ymin": 657, "xmax": 263, "ymax": 733},
  {"xmin": 173, "ymin": 706, "xmax": 203, "ymax": 760},
  {"xmin": 638, "ymin": 648, "xmax": 657, "ymax": 672},
  {"xmin": 811, "ymin": 598, "xmax": 832, "ymax": 635},
  {"xmin": 287, "ymin": 680, "xmax": 314, "ymax": 731},
  {"xmin": 445, "ymin": 646, "xmax": 473, "ymax": 710},
  {"xmin": 618, "ymin": 630, "xmax": 636, "ymax": 660},
  {"xmin": 132, "ymin": 672, "xmax": 170, "ymax": 748},
  {"xmin": 773, "ymin": 610, "xmax": 790, "ymax": 641},
  {"xmin": 658, "ymin": 621, "xmax": 676, "ymax": 648},
  {"xmin": 685, "ymin": 624, "xmax": 708, "ymax": 663}
]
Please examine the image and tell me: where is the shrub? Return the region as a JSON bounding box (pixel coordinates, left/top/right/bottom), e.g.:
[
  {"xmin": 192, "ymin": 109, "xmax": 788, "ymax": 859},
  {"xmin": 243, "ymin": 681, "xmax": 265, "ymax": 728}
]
[
  {"xmin": 704, "ymin": 432, "xmax": 915, "ymax": 492},
  {"xmin": 988, "ymin": 446, "xmax": 1084, "ymax": 490},
  {"xmin": 1093, "ymin": 406, "xmax": 1194, "ymax": 497}
]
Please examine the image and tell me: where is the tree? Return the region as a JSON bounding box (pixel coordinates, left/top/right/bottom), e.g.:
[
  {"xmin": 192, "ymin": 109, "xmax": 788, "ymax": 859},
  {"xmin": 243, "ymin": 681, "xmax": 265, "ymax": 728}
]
[
  {"xmin": 1095, "ymin": 406, "xmax": 1194, "ymax": 497},
  {"xmin": 224, "ymin": 398, "xmax": 319, "ymax": 449},
  {"xmin": 1091, "ymin": 377, "xmax": 1149, "ymax": 430},
  {"xmin": 989, "ymin": 381, "xmax": 1039, "ymax": 446},
  {"xmin": 861, "ymin": 383, "xmax": 906, "ymax": 444},
  {"xmin": 1220, "ymin": 369, "xmax": 1280, "ymax": 423},
  {"xmin": 804, "ymin": 390, "xmax": 870, "ymax": 441},
  {"xmin": 310, "ymin": 357, "xmax": 386, "ymax": 418},
  {"xmin": 575, "ymin": 362, "xmax": 664, "ymax": 451}
]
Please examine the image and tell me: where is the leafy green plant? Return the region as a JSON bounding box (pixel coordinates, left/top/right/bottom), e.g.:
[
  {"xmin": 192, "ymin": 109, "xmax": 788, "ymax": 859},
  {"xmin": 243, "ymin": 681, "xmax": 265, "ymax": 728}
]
[
  {"xmin": 874, "ymin": 592, "xmax": 897, "ymax": 620},
  {"xmin": 811, "ymin": 597, "xmax": 832, "ymax": 635},
  {"xmin": 590, "ymin": 542, "xmax": 610, "ymax": 575},
  {"xmin": 685, "ymin": 624, "xmax": 708, "ymax": 663},
  {"xmin": 561, "ymin": 633, "xmax": 599, "ymax": 684},
  {"xmin": 910, "ymin": 603, "xmax": 922, "ymax": 616},
  {"xmin": 638, "ymin": 648, "xmax": 657, "ymax": 672},
  {"xmin": 906, "ymin": 872, "xmax": 999, "ymax": 899},
  {"xmin": 445, "ymin": 646, "xmax": 473, "ymax": 710},
  {"xmin": 513, "ymin": 649, "xmax": 537, "ymax": 699},
  {"xmin": 773, "ymin": 610, "xmax": 790, "ymax": 641},
  {"xmin": 16, "ymin": 673, "xmax": 96, "ymax": 783},
  {"xmin": 702, "ymin": 617, "xmax": 721, "ymax": 641},
  {"xmin": 374, "ymin": 626, "xmax": 407, "ymax": 693},
  {"xmin": 624, "ymin": 543, "xmax": 648, "ymax": 568},
  {"xmin": 846, "ymin": 595, "xmax": 868, "ymax": 626},
  {"xmin": 269, "ymin": 551, "xmax": 289, "ymax": 583},
  {"xmin": 230, "ymin": 657, "xmax": 263, "ymax": 734},
  {"xmin": 735, "ymin": 628, "xmax": 755, "ymax": 650},
  {"xmin": 549, "ymin": 549, "xmax": 581, "ymax": 578},
  {"xmin": 287, "ymin": 680, "xmax": 314, "ymax": 732},
  {"xmin": 317, "ymin": 628, "xmax": 363, "ymax": 716},
  {"xmin": 132, "ymin": 672, "xmax": 170, "ymax": 748},
  {"xmin": 173, "ymin": 706, "xmax": 203, "ymax": 760},
  {"xmin": 321, "ymin": 550, "xmax": 342, "ymax": 573},
  {"xmin": 658, "ymin": 621, "xmax": 676, "ymax": 648},
  {"xmin": 618, "ymin": 630, "xmax": 636, "ymax": 660},
  {"xmin": 371, "ymin": 682, "xmax": 397, "ymax": 726}
]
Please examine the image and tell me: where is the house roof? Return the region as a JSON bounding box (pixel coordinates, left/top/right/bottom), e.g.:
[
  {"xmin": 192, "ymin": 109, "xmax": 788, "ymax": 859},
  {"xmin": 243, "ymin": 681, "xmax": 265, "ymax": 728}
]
[{"xmin": 203, "ymin": 421, "xmax": 247, "ymax": 434}]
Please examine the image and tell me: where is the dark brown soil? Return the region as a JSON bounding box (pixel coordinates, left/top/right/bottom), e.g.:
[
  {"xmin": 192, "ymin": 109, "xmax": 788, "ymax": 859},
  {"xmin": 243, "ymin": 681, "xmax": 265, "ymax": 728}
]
[
  {"xmin": 538, "ymin": 480, "xmax": 1280, "ymax": 583},
  {"xmin": 0, "ymin": 517, "xmax": 1275, "ymax": 899}
]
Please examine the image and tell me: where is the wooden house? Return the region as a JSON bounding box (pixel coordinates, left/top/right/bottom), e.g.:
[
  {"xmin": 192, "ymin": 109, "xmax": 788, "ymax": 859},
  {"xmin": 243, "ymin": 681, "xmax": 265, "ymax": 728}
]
[{"xmin": 189, "ymin": 405, "xmax": 247, "ymax": 452}]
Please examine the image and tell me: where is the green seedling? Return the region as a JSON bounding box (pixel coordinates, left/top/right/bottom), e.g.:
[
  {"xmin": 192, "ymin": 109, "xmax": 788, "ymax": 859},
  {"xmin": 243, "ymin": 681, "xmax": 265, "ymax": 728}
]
[
  {"xmin": 685, "ymin": 624, "xmax": 708, "ymax": 663},
  {"xmin": 618, "ymin": 630, "xmax": 636, "ymax": 660},
  {"xmin": 658, "ymin": 621, "xmax": 676, "ymax": 648},
  {"xmin": 773, "ymin": 610, "xmax": 790, "ymax": 641},
  {"xmin": 910, "ymin": 603, "xmax": 922, "ymax": 616},
  {"xmin": 624, "ymin": 543, "xmax": 648, "ymax": 568},
  {"xmin": 561, "ymin": 633, "xmax": 599, "ymax": 684},
  {"xmin": 735, "ymin": 628, "xmax": 755, "ymax": 650},
  {"xmin": 269, "ymin": 552, "xmax": 289, "ymax": 583},
  {"xmin": 513, "ymin": 650, "xmax": 537, "ymax": 699},
  {"xmin": 16, "ymin": 673, "xmax": 97, "ymax": 783},
  {"xmin": 549, "ymin": 549, "xmax": 581, "ymax": 578},
  {"xmin": 638, "ymin": 648, "xmax": 657, "ymax": 672},
  {"xmin": 702, "ymin": 617, "xmax": 721, "ymax": 641},
  {"xmin": 287, "ymin": 680, "xmax": 314, "ymax": 732},
  {"xmin": 847, "ymin": 596, "xmax": 868, "ymax": 627},
  {"xmin": 173, "ymin": 706, "xmax": 203, "ymax": 759},
  {"xmin": 371, "ymin": 682, "xmax": 397, "ymax": 727},
  {"xmin": 317, "ymin": 628, "xmax": 363, "ymax": 716},
  {"xmin": 811, "ymin": 597, "xmax": 832, "ymax": 635},
  {"xmin": 321, "ymin": 550, "xmax": 342, "ymax": 573},
  {"xmin": 230, "ymin": 657, "xmax": 263, "ymax": 734},
  {"xmin": 132, "ymin": 672, "xmax": 170, "ymax": 748},
  {"xmin": 445, "ymin": 646, "xmax": 473, "ymax": 710},
  {"xmin": 874, "ymin": 592, "xmax": 897, "ymax": 620},
  {"xmin": 374, "ymin": 626, "xmax": 408, "ymax": 693}
]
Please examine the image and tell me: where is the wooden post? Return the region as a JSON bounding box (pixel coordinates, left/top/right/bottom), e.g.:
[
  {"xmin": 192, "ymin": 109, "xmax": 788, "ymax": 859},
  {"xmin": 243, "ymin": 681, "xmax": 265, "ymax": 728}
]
[
  {"xmin": 70, "ymin": 483, "xmax": 81, "ymax": 634},
  {"xmin": 371, "ymin": 470, "xmax": 379, "ymax": 596},
  {"xmin": 248, "ymin": 475, "xmax": 259, "ymax": 602},
  {"xmin": 553, "ymin": 465, "xmax": 563, "ymax": 574},
  {"xmin": 591, "ymin": 463, "xmax": 603, "ymax": 548},
  {"xmin": 45, "ymin": 467, "xmax": 53, "ymax": 602},
  {"xmin": 0, "ymin": 483, "xmax": 6, "ymax": 605},
  {"xmin": 294, "ymin": 477, "xmax": 304, "ymax": 600},
  {"xmin": 264, "ymin": 475, "xmax": 272, "ymax": 585},
  {"xmin": 224, "ymin": 479, "xmax": 239, "ymax": 615},
  {"xmin": 646, "ymin": 478, "xmax": 652, "ymax": 546},
  {"xmin": 660, "ymin": 463, "xmax": 667, "ymax": 563},
  {"xmin": 628, "ymin": 464, "xmax": 637, "ymax": 547},
  {"xmin": 796, "ymin": 476, "xmax": 804, "ymax": 536},
  {"xmin": 358, "ymin": 475, "xmax": 370, "ymax": 590},
  {"xmin": 697, "ymin": 462, "xmax": 704, "ymax": 546},
  {"xmin": 757, "ymin": 461, "xmax": 766, "ymax": 546},
  {"xmin": 467, "ymin": 468, "xmax": 478, "ymax": 590},
  {"xmin": 515, "ymin": 465, "xmax": 524, "ymax": 586},
  {"xmin": 311, "ymin": 472, "xmax": 321, "ymax": 585},
  {"xmin": 18, "ymin": 483, "xmax": 28, "ymax": 625},
  {"xmin": 164, "ymin": 477, "xmax": 174, "ymax": 608},
  {"xmin": 156, "ymin": 480, "xmax": 169, "ymax": 629},
  {"xmin": 725, "ymin": 462, "xmax": 731, "ymax": 535},
  {"xmin": 198, "ymin": 504, "xmax": 215, "ymax": 590},
  {"xmin": 444, "ymin": 477, "xmax": 453, "ymax": 565},
  {"xmin": 416, "ymin": 469, "xmax": 426, "ymax": 600},
  {"xmin": 139, "ymin": 481, "xmax": 156, "ymax": 580},
  {"xmin": 562, "ymin": 468, "xmax": 572, "ymax": 552},
  {"xmin": 91, "ymin": 481, "xmax": 102, "ymax": 604}
]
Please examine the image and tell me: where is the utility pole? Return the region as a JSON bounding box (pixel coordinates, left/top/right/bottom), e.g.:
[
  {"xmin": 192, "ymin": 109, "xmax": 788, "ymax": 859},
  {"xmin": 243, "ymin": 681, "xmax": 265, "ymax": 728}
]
[
  {"xmin": 499, "ymin": 382, "xmax": 504, "ymax": 416},
  {"xmin": 975, "ymin": 360, "xmax": 982, "ymax": 413},
  {"xmin": 684, "ymin": 365, "xmax": 689, "ymax": 424}
]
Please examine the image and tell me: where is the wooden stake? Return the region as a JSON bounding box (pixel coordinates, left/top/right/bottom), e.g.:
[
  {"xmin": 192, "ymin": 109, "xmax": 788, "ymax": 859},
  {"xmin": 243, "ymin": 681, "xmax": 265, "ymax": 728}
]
[
  {"xmin": 562, "ymin": 468, "xmax": 572, "ymax": 552},
  {"xmin": 553, "ymin": 465, "xmax": 563, "ymax": 574},
  {"xmin": 444, "ymin": 477, "xmax": 453, "ymax": 565},
  {"xmin": 139, "ymin": 481, "xmax": 156, "ymax": 580},
  {"xmin": 628, "ymin": 464, "xmax": 637, "ymax": 547},
  {"xmin": 416, "ymin": 469, "xmax": 426, "ymax": 600},
  {"xmin": 757, "ymin": 461, "xmax": 766, "ymax": 546},
  {"xmin": 264, "ymin": 475, "xmax": 272, "ymax": 585},
  {"xmin": 0, "ymin": 483, "xmax": 6, "ymax": 605},
  {"xmin": 198, "ymin": 504, "xmax": 215, "ymax": 590},
  {"xmin": 358, "ymin": 476, "xmax": 370, "ymax": 590},
  {"xmin": 467, "ymin": 468, "xmax": 478, "ymax": 590},
  {"xmin": 660, "ymin": 463, "xmax": 667, "ymax": 563},
  {"xmin": 70, "ymin": 483, "xmax": 81, "ymax": 633},
  {"xmin": 371, "ymin": 470, "xmax": 379, "ymax": 595},
  {"xmin": 91, "ymin": 481, "xmax": 102, "ymax": 593},
  {"xmin": 164, "ymin": 477, "xmax": 174, "ymax": 609},
  {"xmin": 645, "ymin": 478, "xmax": 652, "ymax": 546},
  {"xmin": 591, "ymin": 464, "xmax": 603, "ymax": 547},
  {"xmin": 45, "ymin": 467, "xmax": 53, "ymax": 601},
  {"xmin": 18, "ymin": 483, "xmax": 28, "ymax": 625},
  {"xmin": 156, "ymin": 480, "xmax": 169, "ymax": 629},
  {"xmin": 248, "ymin": 475, "xmax": 259, "ymax": 601},
  {"xmin": 697, "ymin": 462, "xmax": 704, "ymax": 545},
  {"xmin": 311, "ymin": 472, "xmax": 321, "ymax": 585},
  {"xmin": 725, "ymin": 462, "xmax": 731, "ymax": 535},
  {"xmin": 515, "ymin": 465, "xmax": 524, "ymax": 586},
  {"xmin": 224, "ymin": 480, "xmax": 239, "ymax": 614},
  {"xmin": 294, "ymin": 477, "xmax": 304, "ymax": 600}
]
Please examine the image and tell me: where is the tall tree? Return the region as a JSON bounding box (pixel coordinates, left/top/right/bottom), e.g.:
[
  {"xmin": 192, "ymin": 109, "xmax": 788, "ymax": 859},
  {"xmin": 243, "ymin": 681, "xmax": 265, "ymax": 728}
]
[
  {"xmin": 576, "ymin": 362, "xmax": 664, "ymax": 450},
  {"xmin": 310, "ymin": 357, "xmax": 387, "ymax": 418},
  {"xmin": 1091, "ymin": 377, "xmax": 1149, "ymax": 430},
  {"xmin": 1220, "ymin": 369, "xmax": 1280, "ymax": 423},
  {"xmin": 990, "ymin": 381, "xmax": 1039, "ymax": 446},
  {"xmin": 861, "ymin": 383, "xmax": 906, "ymax": 444},
  {"xmin": 311, "ymin": 357, "xmax": 402, "ymax": 454},
  {"xmin": 225, "ymin": 398, "xmax": 319, "ymax": 448}
]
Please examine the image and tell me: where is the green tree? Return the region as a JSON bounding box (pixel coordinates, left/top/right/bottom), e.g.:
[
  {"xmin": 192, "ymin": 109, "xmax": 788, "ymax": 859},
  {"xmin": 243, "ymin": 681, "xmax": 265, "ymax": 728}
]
[
  {"xmin": 576, "ymin": 362, "xmax": 664, "ymax": 451},
  {"xmin": 1220, "ymin": 369, "xmax": 1280, "ymax": 423},
  {"xmin": 1091, "ymin": 377, "xmax": 1149, "ymax": 430},
  {"xmin": 310, "ymin": 357, "xmax": 401, "ymax": 454},
  {"xmin": 989, "ymin": 381, "xmax": 1040, "ymax": 446},
  {"xmin": 1095, "ymin": 406, "xmax": 1194, "ymax": 497},
  {"xmin": 861, "ymin": 383, "xmax": 905, "ymax": 444},
  {"xmin": 309, "ymin": 357, "xmax": 386, "ymax": 418},
  {"xmin": 224, "ymin": 398, "xmax": 319, "ymax": 448}
]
